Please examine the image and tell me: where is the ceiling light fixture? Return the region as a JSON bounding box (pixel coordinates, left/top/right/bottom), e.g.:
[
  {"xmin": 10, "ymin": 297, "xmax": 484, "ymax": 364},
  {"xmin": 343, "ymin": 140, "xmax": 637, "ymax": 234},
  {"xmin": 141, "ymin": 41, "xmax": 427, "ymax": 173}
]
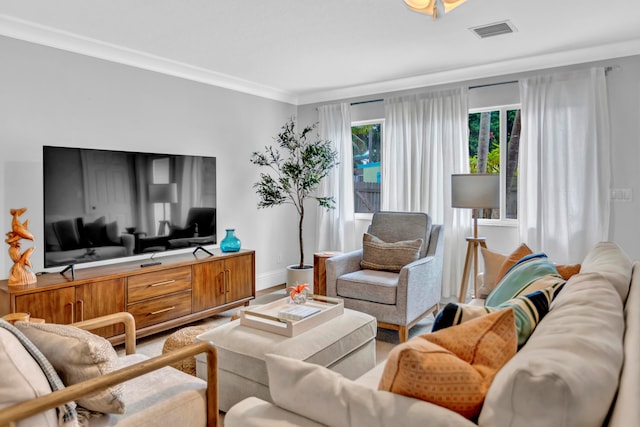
[{"xmin": 404, "ymin": 0, "xmax": 467, "ymax": 19}]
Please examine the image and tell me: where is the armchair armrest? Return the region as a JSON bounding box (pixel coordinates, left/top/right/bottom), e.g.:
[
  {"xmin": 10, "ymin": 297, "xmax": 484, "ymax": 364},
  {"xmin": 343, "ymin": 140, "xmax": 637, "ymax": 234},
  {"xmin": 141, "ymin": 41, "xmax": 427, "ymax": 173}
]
[
  {"xmin": 325, "ymin": 250, "xmax": 363, "ymax": 297},
  {"xmin": 72, "ymin": 311, "xmax": 136, "ymax": 355},
  {"xmin": 0, "ymin": 341, "xmax": 219, "ymax": 427},
  {"xmin": 398, "ymin": 224, "xmax": 445, "ymax": 320}
]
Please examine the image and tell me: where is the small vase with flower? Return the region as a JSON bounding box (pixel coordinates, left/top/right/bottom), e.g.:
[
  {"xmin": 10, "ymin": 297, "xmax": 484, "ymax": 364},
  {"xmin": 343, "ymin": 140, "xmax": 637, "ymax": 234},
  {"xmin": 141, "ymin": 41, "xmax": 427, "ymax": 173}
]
[{"xmin": 287, "ymin": 284, "xmax": 310, "ymax": 304}]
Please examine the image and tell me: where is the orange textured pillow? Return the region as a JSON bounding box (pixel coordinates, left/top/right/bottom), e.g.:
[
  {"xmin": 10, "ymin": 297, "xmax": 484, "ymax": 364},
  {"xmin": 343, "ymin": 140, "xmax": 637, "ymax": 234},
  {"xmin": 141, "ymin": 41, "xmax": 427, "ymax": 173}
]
[
  {"xmin": 378, "ymin": 309, "xmax": 517, "ymax": 420},
  {"xmin": 556, "ymin": 264, "xmax": 581, "ymax": 280},
  {"xmin": 496, "ymin": 243, "xmax": 533, "ymax": 280}
]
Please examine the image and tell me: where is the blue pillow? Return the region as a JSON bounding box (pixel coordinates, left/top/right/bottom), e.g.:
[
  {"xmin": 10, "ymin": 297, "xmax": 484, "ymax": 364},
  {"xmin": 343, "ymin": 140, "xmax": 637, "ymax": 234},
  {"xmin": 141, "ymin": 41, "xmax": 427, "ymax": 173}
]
[{"xmin": 485, "ymin": 253, "xmax": 561, "ymax": 307}]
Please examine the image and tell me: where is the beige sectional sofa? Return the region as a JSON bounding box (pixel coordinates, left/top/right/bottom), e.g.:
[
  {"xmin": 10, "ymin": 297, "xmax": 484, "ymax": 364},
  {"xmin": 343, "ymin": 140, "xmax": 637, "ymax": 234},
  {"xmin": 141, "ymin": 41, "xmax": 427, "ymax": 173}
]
[{"xmin": 226, "ymin": 242, "xmax": 639, "ymax": 426}]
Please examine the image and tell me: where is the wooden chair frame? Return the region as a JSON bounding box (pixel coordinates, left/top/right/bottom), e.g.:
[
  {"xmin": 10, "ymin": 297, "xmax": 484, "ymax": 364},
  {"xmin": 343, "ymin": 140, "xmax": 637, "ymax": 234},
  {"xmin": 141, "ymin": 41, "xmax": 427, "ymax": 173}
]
[{"xmin": 0, "ymin": 312, "xmax": 218, "ymax": 427}]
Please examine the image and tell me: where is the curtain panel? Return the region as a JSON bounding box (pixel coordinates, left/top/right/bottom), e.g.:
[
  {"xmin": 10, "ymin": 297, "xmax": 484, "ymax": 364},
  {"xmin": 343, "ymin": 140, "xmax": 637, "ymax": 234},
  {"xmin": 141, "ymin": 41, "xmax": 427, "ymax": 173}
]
[
  {"xmin": 383, "ymin": 88, "xmax": 470, "ymax": 300},
  {"xmin": 519, "ymin": 67, "xmax": 611, "ymax": 263},
  {"xmin": 316, "ymin": 103, "xmax": 357, "ymax": 253}
]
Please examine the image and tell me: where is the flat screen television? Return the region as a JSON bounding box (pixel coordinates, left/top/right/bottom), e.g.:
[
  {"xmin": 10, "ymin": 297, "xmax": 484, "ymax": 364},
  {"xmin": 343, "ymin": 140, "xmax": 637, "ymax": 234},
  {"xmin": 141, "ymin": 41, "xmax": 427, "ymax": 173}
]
[{"xmin": 43, "ymin": 146, "xmax": 217, "ymax": 268}]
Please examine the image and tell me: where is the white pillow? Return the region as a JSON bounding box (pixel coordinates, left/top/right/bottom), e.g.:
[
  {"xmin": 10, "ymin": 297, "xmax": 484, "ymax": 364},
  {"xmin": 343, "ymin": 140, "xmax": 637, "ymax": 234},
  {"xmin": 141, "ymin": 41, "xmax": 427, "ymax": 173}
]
[
  {"xmin": 479, "ymin": 272, "xmax": 624, "ymax": 427},
  {"xmin": 265, "ymin": 353, "xmax": 476, "ymax": 427},
  {"xmin": 15, "ymin": 321, "xmax": 125, "ymax": 414},
  {"xmin": 0, "ymin": 328, "xmax": 57, "ymax": 427},
  {"xmin": 580, "ymin": 241, "xmax": 632, "ymax": 302}
]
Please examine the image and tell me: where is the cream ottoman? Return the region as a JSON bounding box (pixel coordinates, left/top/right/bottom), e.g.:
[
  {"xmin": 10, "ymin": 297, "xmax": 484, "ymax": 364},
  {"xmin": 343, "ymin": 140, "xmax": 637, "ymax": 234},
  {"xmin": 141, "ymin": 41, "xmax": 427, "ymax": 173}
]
[{"xmin": 195, "ymin": 308, "xmax": 377, "ymax": 411}]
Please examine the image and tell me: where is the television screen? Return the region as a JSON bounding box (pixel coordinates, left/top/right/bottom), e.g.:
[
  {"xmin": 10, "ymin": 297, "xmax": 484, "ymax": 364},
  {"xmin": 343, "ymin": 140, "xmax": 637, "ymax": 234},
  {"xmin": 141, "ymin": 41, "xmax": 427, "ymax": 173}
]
[{"xmin": 43, "ymin": 146, "xmax": 217, "ymax": 268}]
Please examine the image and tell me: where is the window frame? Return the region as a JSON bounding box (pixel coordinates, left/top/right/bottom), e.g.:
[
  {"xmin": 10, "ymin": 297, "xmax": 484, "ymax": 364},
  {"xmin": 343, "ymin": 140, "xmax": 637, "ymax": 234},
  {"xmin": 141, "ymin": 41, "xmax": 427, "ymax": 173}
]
[
  {"xmin": 468, "ymin": 103, "xmax": 520, "ymax": 226},
  {"xmin": 351, "ymin": 118, "xmax": 384, "ymax": 221}
]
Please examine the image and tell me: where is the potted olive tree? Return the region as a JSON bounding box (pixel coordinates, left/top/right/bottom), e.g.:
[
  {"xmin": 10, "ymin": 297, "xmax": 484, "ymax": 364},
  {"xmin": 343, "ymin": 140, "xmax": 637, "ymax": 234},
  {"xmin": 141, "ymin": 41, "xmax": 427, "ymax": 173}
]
[{"xmin": 251, "ymin": 118, "xmax": 338, "ymax": 286}]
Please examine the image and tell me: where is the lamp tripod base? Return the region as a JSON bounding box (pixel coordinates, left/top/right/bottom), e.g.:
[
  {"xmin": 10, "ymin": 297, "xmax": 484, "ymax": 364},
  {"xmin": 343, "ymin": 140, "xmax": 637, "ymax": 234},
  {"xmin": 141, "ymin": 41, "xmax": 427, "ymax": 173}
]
[{"xmin": 458, "ymin": 236, "xmax": 487, "ymax": 303}]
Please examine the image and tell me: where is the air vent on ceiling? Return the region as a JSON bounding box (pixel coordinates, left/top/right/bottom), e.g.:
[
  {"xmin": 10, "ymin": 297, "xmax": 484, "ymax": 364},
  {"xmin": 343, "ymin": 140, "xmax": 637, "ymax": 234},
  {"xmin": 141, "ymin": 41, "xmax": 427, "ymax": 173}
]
[{"xmin": 470, "ymin": 20, "xmax": 516, "ymax": 39}]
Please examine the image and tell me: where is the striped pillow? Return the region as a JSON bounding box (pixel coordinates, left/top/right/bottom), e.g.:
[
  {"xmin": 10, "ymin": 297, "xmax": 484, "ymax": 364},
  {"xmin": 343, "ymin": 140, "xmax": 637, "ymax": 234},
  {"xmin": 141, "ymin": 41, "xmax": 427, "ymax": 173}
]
[
  {"xmin": 433, "ymin": 282, "xmax": 565, "ymax": 346},
  {"xmin": 485, "ymin": 253, "xmax": 562, "ymax": 307},
  {"xmin": 360, "ymin": 233, "xmax": 423, "ymax": 273}
]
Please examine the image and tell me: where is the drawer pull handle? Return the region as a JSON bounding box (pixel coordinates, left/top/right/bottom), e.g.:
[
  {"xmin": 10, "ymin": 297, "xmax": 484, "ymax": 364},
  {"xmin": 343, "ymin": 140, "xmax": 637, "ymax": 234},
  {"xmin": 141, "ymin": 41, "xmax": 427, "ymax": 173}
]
[
  {"xmin": 150, "ymin": 280, "xmax": 176, "ymax": 287},
  {"xmin": 150, "ymin": 306, "xmax": 175, "ymax": 315}
]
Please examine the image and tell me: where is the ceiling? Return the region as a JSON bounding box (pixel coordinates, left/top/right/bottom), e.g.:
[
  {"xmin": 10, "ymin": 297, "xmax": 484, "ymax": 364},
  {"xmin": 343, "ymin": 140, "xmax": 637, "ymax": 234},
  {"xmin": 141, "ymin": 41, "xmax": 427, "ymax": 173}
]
[{"xmin": 1, "ymin": 0, "xmax": 640, "ymax": 105}]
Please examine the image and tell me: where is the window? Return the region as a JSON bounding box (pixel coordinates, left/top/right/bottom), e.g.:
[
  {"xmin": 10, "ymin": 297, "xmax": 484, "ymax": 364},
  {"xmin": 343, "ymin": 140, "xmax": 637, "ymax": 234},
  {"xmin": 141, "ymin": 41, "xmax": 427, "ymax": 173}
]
[
  {"xmin": 351, "ymin": 121, "xmax": 382, "ymax": 213},
  {"xmin": 468, "ymin": 106, "xmax": 521, "ymax": 220}
]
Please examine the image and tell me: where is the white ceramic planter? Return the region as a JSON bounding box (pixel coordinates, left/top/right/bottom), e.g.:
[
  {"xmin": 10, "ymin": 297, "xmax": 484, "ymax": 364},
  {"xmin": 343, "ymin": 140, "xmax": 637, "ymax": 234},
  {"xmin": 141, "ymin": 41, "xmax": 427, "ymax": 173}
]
[{"xmin": 286, "ymin": 264, "xmax": 314, "ymax": 288}]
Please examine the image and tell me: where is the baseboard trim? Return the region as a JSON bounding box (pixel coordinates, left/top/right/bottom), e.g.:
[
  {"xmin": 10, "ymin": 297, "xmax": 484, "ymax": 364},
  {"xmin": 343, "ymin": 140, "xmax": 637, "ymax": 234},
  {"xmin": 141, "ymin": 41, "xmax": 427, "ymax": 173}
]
[{"xmin": 256, "ymin": 269, "xmax": 286, "ymax": 292}]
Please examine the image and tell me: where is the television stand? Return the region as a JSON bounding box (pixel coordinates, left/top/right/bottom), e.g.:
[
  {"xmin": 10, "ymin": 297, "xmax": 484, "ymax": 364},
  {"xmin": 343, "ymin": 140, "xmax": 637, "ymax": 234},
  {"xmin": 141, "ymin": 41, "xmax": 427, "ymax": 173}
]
[{"xmin": 0, "ymin": 250, "xmax": 256, "ymax": 345}]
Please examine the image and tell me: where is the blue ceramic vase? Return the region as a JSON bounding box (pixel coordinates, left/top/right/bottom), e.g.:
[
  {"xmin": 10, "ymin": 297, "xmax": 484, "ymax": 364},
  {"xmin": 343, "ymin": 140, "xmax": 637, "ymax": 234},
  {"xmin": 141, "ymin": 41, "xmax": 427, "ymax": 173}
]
[{"xmin": 220, "ymin": 229, "xmax": 241, "ymax": 252}]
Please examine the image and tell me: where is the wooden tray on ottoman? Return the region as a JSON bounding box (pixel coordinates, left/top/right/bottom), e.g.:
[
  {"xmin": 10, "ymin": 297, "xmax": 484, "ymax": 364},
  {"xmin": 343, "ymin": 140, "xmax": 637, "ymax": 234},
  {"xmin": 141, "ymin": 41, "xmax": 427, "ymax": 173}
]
[{"xmin": 239, "ymin": 295, "xmax": 344, "ymax": 337}]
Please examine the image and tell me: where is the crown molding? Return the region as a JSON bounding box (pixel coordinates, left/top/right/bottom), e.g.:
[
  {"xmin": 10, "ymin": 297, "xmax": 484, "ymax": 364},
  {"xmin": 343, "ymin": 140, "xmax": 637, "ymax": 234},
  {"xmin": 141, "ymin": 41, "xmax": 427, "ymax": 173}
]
[
  {"xmin": 2, "ymin": 14, "xmax": 639, "ymax": 108},
  {"xmin": 0, "ymin": 15, "xmax": 299, "ymax": 105},
  {"xmin": 297, "ymin": 38, "xmax": 640, "ymax": 105}
]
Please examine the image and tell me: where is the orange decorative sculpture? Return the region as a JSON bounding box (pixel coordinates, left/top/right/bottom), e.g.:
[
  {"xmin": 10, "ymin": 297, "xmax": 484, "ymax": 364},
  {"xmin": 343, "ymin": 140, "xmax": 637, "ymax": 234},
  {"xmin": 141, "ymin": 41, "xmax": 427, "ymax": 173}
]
[{"xmin": 5, "ymin": 208, "xmax": 37, "ymax": 286}]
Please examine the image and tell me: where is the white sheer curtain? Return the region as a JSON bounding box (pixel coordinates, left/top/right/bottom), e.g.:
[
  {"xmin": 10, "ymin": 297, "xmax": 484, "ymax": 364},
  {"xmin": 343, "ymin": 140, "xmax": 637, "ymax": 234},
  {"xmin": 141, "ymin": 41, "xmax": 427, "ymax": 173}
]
[
  {"xmin": 316, "ymin": 103, "xmax": 357, "ymax": 253},
  {"xmin": 519, "ymin": 67, "xmax": 611, "ymax": 263},
  {"xmin": 383, "ymin": 88, "xmax": 470, "ymax": 300}
]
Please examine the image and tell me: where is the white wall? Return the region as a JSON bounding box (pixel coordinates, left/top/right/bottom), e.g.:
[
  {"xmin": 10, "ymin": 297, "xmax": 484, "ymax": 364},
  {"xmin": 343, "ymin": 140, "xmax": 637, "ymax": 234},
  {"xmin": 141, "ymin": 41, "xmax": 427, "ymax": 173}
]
[
  {"xmin": 2, "ymin": 36, "xmax": 639, "ymax": 290},
  {"xmin": 299, "ymin": 54, "xmax": 640, "ymax": 262},
  {"xmin": 0, "ymin": 36, "xmax": 302, "ymax": 289}
]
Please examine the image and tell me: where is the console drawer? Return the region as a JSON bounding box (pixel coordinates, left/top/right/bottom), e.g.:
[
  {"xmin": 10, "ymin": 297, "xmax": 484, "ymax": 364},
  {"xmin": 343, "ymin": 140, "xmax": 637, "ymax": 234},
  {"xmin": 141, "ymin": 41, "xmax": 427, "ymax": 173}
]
[
  {"xmin": 127, "ymin": 290, "xmax": 192, "ymax": 329},
  {"xmin": 127, "ymin": 267, "xmax": 191, "ymax": 303}
]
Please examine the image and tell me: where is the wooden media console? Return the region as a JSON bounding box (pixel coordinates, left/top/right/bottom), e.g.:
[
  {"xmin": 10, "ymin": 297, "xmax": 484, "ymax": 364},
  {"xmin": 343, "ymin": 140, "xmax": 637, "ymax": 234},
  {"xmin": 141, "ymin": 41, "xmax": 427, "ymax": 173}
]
[{"xmin": 0, "ymin": 249, "xmax": 255, "ymax": 344}]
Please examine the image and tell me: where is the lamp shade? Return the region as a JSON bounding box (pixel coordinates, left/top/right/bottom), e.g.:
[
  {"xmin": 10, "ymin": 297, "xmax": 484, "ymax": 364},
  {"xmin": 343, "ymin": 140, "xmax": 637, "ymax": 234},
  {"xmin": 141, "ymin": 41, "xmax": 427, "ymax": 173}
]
[
  {"xmin": 148, "ymin": 183, "xmax": 178, "ymax": 204},
  {"xmin": 451, "ymin": 174, "xmax": 499, "ymax": 209}
]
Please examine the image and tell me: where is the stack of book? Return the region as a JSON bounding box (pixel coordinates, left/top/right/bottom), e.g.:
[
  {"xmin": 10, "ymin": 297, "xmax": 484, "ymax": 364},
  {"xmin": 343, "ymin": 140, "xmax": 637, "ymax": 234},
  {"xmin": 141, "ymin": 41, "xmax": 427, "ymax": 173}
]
[{"xmin": 277, "ymin": 305, "xmax": 321, "ymax": 321}]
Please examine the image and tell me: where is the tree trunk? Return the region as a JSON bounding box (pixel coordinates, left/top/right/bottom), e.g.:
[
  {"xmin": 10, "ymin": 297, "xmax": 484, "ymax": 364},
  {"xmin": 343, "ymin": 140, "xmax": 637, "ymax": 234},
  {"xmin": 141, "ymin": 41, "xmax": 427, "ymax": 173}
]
[
  {"xmin": 476, "ymin": 112, "xmax": 492, "ymax": 218},
  {"xmin": 505, "ymin": 110, "xmax": 521, "ymax": 219},
  {"xmin": 298, "ymin": 206, "xmax": 305, "ymax": 269},
  {"xmin": 477, "ymin": 112, "xmax": 491, "ymax": 174}
]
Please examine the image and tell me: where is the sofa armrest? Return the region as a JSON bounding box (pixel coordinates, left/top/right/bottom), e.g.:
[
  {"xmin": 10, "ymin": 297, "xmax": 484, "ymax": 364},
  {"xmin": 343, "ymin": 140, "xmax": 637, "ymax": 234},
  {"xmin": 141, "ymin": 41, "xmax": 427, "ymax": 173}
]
[
  {"xmin": 325, "ymin": 249, "xmax": 363, "ymax": 297},
  {"xmin": 72, "ymin": 311, "xmax": 136, "ymax": 355},
  {"xmin": 0, "ymin": 341, "xmax": 219, "ymax": 427}
]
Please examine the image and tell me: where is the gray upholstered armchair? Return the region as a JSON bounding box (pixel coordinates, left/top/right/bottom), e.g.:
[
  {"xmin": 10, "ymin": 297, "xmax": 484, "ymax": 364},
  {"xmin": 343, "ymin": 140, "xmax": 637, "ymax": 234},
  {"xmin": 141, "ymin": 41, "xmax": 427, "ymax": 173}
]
[{"xmin": 326, "ymin": 212, "xmax": 443, "ymax": 342}]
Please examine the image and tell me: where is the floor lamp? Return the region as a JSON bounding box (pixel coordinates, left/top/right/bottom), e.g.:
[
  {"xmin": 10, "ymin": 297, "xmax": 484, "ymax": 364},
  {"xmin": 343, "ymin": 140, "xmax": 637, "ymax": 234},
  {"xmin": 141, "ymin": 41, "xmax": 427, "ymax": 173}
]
[
  {"xmin": 451, "ymin": 174, "xmax": 500, "ymax": 303},
  {"xmin": 149, "ymin": 183, "xmax": 178, "ymax": 235}
]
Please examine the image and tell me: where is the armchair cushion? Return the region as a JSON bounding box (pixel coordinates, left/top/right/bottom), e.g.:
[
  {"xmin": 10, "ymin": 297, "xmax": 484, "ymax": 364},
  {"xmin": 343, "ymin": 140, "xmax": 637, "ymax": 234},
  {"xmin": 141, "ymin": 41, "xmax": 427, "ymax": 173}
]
[
  {"xmin": 0, "ymin": 327, "xmax": 57, "ymax": 427},
  {"xmin": 15, "ymin": 321, "xmax": 125, "ymax": 414},
  {"xmin": 379, "ymin": 309, "xmax": 517, "ymax": 420},
  {"xmin": 360, "ymin": 233, "xmax": 423, "ymax": 273},
  {"xmin": 337, "ymin": 269, "xmax": 399, "ymax": 305}
]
